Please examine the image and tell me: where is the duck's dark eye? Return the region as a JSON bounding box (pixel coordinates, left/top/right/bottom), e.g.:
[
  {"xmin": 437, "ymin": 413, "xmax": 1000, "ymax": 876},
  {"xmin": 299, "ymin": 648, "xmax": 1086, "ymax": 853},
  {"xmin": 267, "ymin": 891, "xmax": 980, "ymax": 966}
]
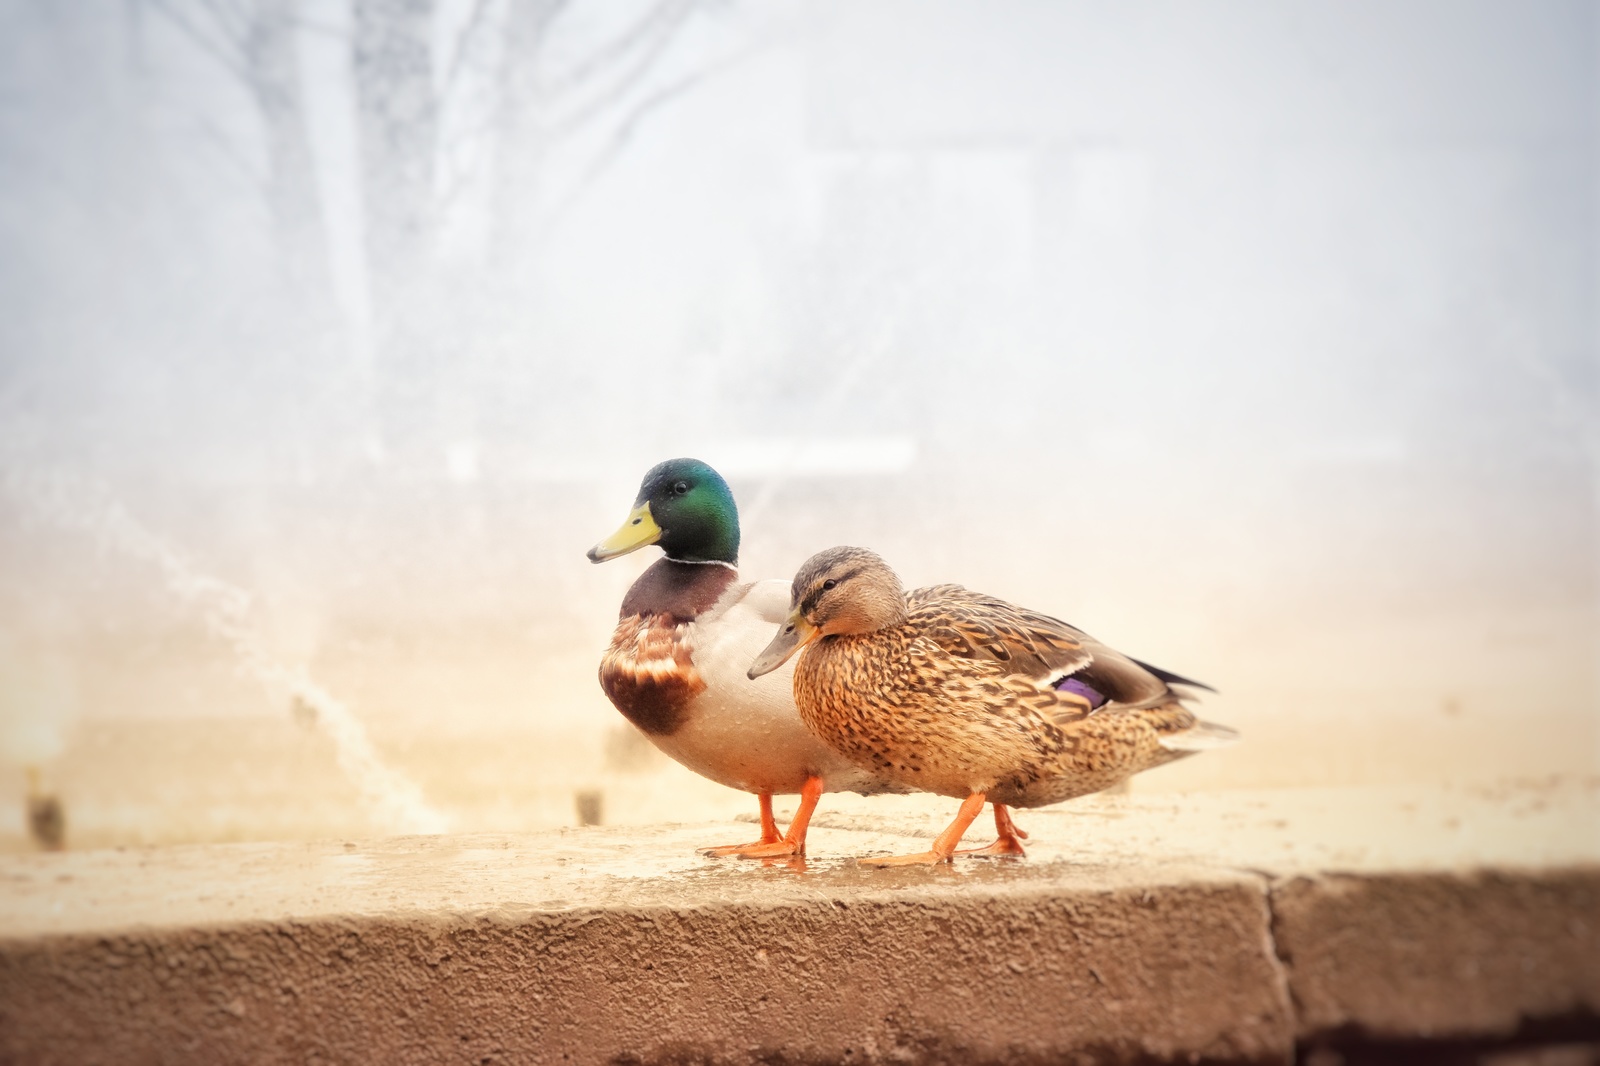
[
  {"xmin": 822, "ymin": 579, "xmax": 837, "ymax": 591},
  {"xmin": 672, "ymin": 480, "xmax": 689, "ymax": 495}
]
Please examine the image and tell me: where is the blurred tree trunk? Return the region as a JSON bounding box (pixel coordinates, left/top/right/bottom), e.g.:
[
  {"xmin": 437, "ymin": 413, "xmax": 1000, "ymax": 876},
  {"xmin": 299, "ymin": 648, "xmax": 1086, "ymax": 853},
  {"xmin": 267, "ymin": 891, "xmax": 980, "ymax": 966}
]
[
  {"xmin": 351, "ymin": 0, "xmax": 440, "ymax": 462},
  {"xmin": 240, "ymin": 0, "xmax": 345, "ymax": 478},
  {"xmin": 353, "ymin": 0, "xmax": 438, "ymax": 303},
  {"xmin": 339, "ymin": 0, "xmax": 716, "ymax": 463},
  {"xmin": 145, "ymin": 0, "xmax": 347, "ymax": 471},
  {"xmin": 490, "ymin": 0, "xmax": 568, "ymax": 277},
  {"xmin": 143, "ymin": 0, "xmax": 335, "ymax": 300},
  {"xmin": 242, "ymin": 0, "xmax": 332, "ymax": 300}
]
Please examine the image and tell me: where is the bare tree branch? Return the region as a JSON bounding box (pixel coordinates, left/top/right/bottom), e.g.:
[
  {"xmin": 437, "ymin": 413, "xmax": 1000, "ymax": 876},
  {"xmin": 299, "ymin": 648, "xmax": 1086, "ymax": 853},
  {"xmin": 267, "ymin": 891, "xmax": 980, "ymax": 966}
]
[
  {"xmin": 437, "ymin": 99, "xmax": 505, "ymax": 195},
  {"xmin": 543, "ymin": 0, "xmax": 698, "ymax": 141},
  {"xmin": 212, "ymin": 0, "xmax": 257, "ymax": 32},
  {"xmin": 436, "ymin": 151, "xmax": 485, "ymax": 219},
  {"xmin": 436, "ymin": 91, "xmax": 511, "ymax": 216},
  {"xmin": 197, "ymin": 0, "xmax": 250, "ymax": 46},
  {"xmin": 443, "ymin": 0, "xmax": 499, "ymax": 95},
  {"xmin": 541, "ymin": 42, "xmax": 753, "ymax": 233},
  {"xmin": 148, "ymin": 0, "xmax": 252, "ymax": 85},
  {"xmin": 540, "ymin": 0, "xmax": 692, "ymax": 100},
  {"xmin": 190, "ymin": 116, "xmax": 271, "ymax": 206},
  {"xmin": 287, "ymin": 15, "xmax": 351, "ymax": 40}
]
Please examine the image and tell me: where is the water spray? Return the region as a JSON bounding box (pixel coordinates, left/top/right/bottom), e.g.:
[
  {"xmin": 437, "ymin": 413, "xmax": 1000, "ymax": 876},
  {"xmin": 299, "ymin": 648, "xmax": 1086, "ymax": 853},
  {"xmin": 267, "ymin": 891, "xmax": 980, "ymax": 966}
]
[{"xmin": 0, "ymin": 462, "xmax": 450, "ymax": 836}]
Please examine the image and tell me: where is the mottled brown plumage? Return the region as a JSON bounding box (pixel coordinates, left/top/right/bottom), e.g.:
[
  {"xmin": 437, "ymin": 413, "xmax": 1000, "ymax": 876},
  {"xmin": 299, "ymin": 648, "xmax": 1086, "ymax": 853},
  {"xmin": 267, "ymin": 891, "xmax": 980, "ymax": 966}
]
[
  {"xmin": 599, "ymin": 557, "xmax": 738, "ymax": 736},
  {"xmin": 750, "ymin": 546, "xmax": 1237, "ymax": 864},
  {"xmin": 599, "ymin": 609, "xmax": 708, "ymax": 737}
]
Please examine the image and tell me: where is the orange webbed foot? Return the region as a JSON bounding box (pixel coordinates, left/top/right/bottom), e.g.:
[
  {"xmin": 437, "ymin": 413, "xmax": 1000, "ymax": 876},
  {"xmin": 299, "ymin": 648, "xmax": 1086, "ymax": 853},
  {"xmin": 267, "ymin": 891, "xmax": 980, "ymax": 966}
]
[
  {"xmin": 859, "ymin": 792, "xmax": 989, "ymax": 868},
  {"xmin": 955, "ymin": 838, "xmax": 1027, "ymax": 858},
  {"xmin": 702, "ymin": 792, "xmax": 783, "ymax": 858},
  {"xmin": 701, "ymin": 838, "xmax": 782, "ymax": 857},
  {"xmin": 857, "ymin": 849, "xmax": 955, "ymax": 867},
  {"xmin": 956, "ymin": 803, "xmax": 1028, "ymax": 859},
  {"xmin": 701, "ymin": 777, "xmax": 824, "ymax": 862},
  {"xmin": 712, "ymin": 839, "xmax": 803, "ymax": 859}
]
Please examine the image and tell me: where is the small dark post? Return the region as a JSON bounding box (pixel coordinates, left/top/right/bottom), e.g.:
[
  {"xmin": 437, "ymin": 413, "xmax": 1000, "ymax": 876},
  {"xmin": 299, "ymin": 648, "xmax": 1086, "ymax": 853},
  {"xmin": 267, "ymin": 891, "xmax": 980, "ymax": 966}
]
[{"xmin": 574, "ymin": 788, "xmax": 603, "ymax": 827}]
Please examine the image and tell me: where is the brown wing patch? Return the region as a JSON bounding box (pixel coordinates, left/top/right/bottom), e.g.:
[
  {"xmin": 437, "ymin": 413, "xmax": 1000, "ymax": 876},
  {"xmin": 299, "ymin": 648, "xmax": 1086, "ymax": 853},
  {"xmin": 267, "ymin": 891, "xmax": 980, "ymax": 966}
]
[
  {"xmin": 908, "ymin": 584, "xmax": 1094, "ymax": 682},
  {"xmin": 598, "ymin": 614, "xmax": 706, "ymax": 736}
]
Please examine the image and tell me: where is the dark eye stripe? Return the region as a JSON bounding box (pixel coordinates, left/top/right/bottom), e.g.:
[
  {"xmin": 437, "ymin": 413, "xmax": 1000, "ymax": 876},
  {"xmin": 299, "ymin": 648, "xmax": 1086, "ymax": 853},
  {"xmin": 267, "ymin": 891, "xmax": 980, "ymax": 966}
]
[{"xmin": 801, "ymin": 568, "xmax": 863, "ymax": 614}]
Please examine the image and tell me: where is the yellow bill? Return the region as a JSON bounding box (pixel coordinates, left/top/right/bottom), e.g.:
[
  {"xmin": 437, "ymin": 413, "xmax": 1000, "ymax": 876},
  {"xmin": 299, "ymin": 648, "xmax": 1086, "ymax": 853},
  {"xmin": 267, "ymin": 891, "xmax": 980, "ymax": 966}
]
[{"xmin": 586, "ymin": 503, "xmax": 661, "ymax": 563}]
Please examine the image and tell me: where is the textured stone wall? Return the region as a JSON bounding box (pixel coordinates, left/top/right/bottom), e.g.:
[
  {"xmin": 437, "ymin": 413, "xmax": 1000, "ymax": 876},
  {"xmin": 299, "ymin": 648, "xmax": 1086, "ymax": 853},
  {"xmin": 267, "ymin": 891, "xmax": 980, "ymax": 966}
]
[{"xmin": 1, "ymin": 786, "xmax": 1596, "ymax": 1064}]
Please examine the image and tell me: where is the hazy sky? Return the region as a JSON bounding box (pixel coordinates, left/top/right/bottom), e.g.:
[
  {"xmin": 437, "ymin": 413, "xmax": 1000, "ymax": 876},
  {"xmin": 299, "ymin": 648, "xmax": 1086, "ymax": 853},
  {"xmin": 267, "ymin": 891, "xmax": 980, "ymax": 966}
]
[{"xmin": 0, "ymin": 2, "xmax": 1593, "ymax": 811}]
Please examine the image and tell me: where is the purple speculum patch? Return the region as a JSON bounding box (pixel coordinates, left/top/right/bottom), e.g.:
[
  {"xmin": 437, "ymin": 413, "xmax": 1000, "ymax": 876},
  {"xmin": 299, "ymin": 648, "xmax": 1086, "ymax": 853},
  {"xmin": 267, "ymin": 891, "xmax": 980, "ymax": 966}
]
[{"xmin": 1055, "ymin": 676, "xmax": 1107, "ymax": 709}]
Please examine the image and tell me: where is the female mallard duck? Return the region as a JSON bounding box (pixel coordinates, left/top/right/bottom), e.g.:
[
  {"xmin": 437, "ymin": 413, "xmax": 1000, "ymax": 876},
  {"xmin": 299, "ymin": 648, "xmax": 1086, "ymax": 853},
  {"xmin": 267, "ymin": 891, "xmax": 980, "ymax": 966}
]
[
  {"xmin": 588, "ymin": 460, "xmax": 908, "ymax": 858},
  {"xmin": 749, "ymin": 546, "xmax": 1237, "ymax": 866}
]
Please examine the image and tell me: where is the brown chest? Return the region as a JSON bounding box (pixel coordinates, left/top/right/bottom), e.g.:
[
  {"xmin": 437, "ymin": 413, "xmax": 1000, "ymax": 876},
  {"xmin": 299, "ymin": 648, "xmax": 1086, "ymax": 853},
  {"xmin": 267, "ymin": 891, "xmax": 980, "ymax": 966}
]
[
  {"xmin": 598, "ymin": 614, "xmax": 705, "ymax": 736},
  {"xmin": 793, "ymin": 634, "xmax": 920, "ymax": 749}
]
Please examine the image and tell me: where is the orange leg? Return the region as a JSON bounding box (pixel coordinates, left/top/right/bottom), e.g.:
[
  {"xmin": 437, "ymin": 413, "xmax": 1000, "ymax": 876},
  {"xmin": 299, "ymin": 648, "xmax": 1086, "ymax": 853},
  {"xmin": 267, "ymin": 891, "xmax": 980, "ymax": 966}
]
[
  {"xmin": 860, "ymin": 791, "xmax": 988, "ymax": 867},
  {"xmin": 700, "ymin": 792, "xmax": 782, "ymax": 856},
  {"xmin": 956, "ymin": 803, "xmax": 1029, "ymax": 858},
  {"xmin": 705, "ymin": 776, "xmax": 824, "ymax": 859}
]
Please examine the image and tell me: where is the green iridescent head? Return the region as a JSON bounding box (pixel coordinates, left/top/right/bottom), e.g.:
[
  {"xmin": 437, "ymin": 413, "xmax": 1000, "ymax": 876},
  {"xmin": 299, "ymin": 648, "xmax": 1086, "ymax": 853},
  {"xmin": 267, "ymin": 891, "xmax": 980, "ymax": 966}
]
[{"xmin": 586, "ymin": 458, "xmax": 740, "ymax": 566}]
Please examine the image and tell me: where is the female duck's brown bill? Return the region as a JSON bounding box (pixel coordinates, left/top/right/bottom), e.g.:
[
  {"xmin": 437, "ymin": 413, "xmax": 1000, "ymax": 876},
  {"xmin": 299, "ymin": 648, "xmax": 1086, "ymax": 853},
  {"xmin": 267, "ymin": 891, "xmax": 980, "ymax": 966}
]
[{"xmin": 748, "ymin": 607, "xmax": 819, "ymax": 679}]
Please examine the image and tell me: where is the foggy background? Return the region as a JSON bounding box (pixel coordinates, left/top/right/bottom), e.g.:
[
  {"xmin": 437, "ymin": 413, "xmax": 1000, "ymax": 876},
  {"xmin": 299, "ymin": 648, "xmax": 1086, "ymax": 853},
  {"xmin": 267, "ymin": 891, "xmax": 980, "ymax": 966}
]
[{"xmin": 0, "ymin": 0, "xmax": 1594, "ymax": 849}]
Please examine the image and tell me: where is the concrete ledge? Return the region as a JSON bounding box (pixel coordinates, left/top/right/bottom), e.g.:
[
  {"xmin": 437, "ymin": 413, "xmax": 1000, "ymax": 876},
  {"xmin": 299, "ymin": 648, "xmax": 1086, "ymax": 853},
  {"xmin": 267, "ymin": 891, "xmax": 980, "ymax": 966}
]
[
  {"xmin": 0, "ymin": 782, "xmax": 1595, "ymax": 1065},
  {"xmin": 0, "ymin": 867, "xmax": 1290, "ymax": 1065},
  {"xmin": 1274, "ymin": 869, "xmax": 1600, "ymax": 1042}
]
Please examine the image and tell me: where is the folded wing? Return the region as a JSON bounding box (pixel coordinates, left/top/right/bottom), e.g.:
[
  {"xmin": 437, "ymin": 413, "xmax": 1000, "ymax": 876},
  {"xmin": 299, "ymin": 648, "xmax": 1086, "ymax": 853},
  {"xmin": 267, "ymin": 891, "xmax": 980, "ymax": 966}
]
[{"xmin": 906, "ymin": 584, "xmax": 1197, "ymax": 711}]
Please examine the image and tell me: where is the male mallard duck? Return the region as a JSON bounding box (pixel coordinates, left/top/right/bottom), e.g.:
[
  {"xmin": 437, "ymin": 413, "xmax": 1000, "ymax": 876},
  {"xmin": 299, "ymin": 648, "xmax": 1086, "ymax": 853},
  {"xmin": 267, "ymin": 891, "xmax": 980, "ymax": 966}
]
[
  {"xmin": 587, "ymin": 460, "xmax": 907, "ymax": 858},
  {"xmin": 749, "ymin": 546, "xmax": 1237, "ymax": 865}
]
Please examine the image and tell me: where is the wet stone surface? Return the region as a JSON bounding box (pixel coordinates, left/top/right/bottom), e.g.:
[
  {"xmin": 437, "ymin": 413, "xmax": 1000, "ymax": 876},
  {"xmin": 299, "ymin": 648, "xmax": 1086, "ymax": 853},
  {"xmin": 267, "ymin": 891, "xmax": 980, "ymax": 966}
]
[{"xmin": 0, "ymin": 782, "xmax": 1595, "ymax": 1064}]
